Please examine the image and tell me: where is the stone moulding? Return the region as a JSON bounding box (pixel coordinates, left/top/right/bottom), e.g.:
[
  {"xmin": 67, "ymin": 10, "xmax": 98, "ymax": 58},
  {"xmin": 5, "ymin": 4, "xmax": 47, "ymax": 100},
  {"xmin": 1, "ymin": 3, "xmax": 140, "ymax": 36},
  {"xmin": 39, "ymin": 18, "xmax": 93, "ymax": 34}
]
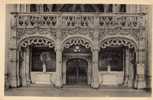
[{"xmin": 19, "ymin": 36, "xmax": 55, "ymax": 48}]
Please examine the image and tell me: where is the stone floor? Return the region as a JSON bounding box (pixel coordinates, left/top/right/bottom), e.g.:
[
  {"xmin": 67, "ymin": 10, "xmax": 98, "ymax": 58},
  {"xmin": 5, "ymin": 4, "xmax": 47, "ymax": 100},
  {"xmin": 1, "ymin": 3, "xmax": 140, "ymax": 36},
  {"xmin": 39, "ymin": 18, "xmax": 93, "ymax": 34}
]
[{"xmin": 4, "ymin": 84, "xmax": 151, "ymax": 97}]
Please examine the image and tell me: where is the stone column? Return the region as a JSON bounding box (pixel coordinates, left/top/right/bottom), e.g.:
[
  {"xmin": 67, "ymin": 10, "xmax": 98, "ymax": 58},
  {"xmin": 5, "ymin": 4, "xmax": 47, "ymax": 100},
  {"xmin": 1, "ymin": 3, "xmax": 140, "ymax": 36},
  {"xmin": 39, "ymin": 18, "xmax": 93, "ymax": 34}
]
[
  {"xmin": 55, "ymin": 30, "xmax": 62, "ymax": 88},
  {"xmin": 91, "ymin": 48, "xmax": 99, "ymax": 88},
  {"xmin": 55, "ymin": 47, "xmax": 62, "ymax": 87},
  {"xmin": 19, "ymin": 47, "xmax": 30, "ymax": 87},
  {"xmin": 63, "ymin": 58, "xmax": 66, "ymax": 84},
  {"xmin": 25, "ymin": 47, "xmax": 31, "ymax": 85},
  {"xmin": 8, "ymin": 14, "xmax": 18, "ymax": 87},
  {"xmin": 135, "ymin": 35, "xmax": 146, "ymax": 89},
  {"xmin": 124, "ymin": 48, "xmax": 134, "ymax": 87},
  {"xmin": 135, "ymin": 51, "xmax": 146, "ymax": 89},
  {"xmin": 146, "ymin": 6, "xmax": 152, "ymax": 90},
  {"xmin": 21, "ymin": 49, "xmax": 27, "ymax": 86},
  {"xmin": 136, "ymin": 63, "xmax": 146, "ymax": 89},
  {"xmin": 91, "ymin": 31, "xmax": 99, "ymax": 88},
  {"xmin": 16, "ymin": 49, "xmax": 20, "ymax": 87},
  {"xmin": 124, "ymin": 48, "xmax": 130, "ymax": 86},
  {"xmin": 87, "ymin": 58, "xmax": 92, "ymax": 85}
]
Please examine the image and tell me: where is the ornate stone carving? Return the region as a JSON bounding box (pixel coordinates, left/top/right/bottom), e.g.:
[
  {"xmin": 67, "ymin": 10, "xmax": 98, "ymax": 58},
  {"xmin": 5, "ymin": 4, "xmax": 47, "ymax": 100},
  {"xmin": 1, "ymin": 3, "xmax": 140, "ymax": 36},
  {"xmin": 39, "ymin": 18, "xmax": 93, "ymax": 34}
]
[
  {"xmin": 16, "ymin": 14, "xmax": 58, "ymax": 28},
  {"xmin": 61, "ymin": 15, "xmax": 94, "ymax": 27},
  {"xmin": 100, "ymin": 37, "xmax": 136, "ymax": 49},
  {"xmin": 99, "ymin": 29, "xmax": 143, "ymax": 41},
  {"xmin": 12, "ymin": 13, "xmax": 146, "ymax": 43},
  {"xmin": 63, "ymin": 37, "xmax": 92, "ymax": 49},
  {"xmin": 12, "ymin": 13, "xmax": 146, "ymax": 29},
  {"xmin": 98, "ymin": 15, "xmax": 145, "ymax": 29},
  {"xmin": 19, "ymin": 36, "xmax": 55, "ymax": 48},
  {"xmin": 16, "ymin": 28, "xmax": 57, "ymax": 40},
  {"xmin": 61, "ymin": 27, "xmax": 94, "ymax": 40}
]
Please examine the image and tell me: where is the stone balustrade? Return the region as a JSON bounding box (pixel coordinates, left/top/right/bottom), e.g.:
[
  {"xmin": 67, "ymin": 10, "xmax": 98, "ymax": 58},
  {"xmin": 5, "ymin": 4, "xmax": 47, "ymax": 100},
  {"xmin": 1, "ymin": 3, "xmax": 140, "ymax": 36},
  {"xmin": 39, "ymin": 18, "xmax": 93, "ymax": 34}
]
[{"xmin": 11, "ymin": 12, "xmax": 146, "ymax": 29}]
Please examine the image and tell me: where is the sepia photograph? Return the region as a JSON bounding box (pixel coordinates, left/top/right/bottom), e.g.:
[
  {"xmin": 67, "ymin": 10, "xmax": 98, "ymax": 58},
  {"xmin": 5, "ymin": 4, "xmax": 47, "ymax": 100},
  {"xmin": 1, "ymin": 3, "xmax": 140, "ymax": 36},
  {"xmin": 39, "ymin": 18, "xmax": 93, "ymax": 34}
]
[{"xmin": 4, "ymin": 3, "xmax": 152, "ymax": 97}]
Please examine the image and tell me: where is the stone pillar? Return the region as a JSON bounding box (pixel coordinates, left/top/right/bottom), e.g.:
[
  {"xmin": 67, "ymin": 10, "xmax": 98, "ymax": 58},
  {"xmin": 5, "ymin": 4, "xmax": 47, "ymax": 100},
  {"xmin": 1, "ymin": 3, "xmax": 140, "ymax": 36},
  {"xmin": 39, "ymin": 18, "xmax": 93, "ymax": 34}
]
[
  {"xmin": 88, "ymin": 58, "xmax": 92, "ymax": 85},
  {"xmin": 20, "ymin": 47, "xmax": 30, "ymax": 87},
  {"xmin": 123, "ymin": 48, "xmax": 129, "ymax": 86},
  {"xmin": 128, "ymin": 50, "xmax": 135, "ymax": 88},
  {"xmin": 135, "ymin": 51, "xmax": 146, "ymax": 89},
  {"xmin": 91, "ymin": 49, "xmax": 99, "ymax": 88},
  {"xmin": 55, "ymin": 47, "xmax": 62, "ymax": 87},
  {"xmin": 21, "ymin": 49, "xmax": 27, "ymax": 86},
  {"xmin": 63, "ymin": 58, "xmax": 66, "ymax": 84},
  {"xmin": 55, "ymin": 31, "xmax": 62, "ymax": 88},
  {"xmin": 146, "ymin": 6, "xmax": 152, "ymax": 90},
  {"xmin": 25, "ymin": 47, "xmax": 30, "ymax": 85},
  {"xmin": 136, "ymin": 63, "xmax": 146, "ymax": 89},
  {"xmin": 91, "ymin": 31, "xmax": 99, "ymax": 88},
  {"xmin": 16, "ymin": 49, "xmax": 20, "ymax": 87},
  {"xmin": 8, "ymin": 14, "xmax": 18, "ymax": 87},
  {"xmin": 135, "ymin": 35, "xmax": 146, "ymax": 89},
  {"xmin": 124, "ymin": 48, "xmax": 134, "ymax": 87}
]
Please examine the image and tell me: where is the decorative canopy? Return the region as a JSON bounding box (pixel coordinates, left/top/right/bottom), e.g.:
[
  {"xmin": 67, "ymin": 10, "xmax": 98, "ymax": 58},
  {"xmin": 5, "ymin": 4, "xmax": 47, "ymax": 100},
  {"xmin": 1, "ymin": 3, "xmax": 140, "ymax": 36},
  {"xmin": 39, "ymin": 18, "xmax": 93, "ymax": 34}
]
[
  {"xmin": 100, "ymin": 38, "xmax": 136, "ymax": 49},
  {"xmin": 63, "ymin": 37, "xmax": 92, "ymax": 49},
  {"xmin": 20, "ymin": 36, "xmax": 55, "ymax": 48}
]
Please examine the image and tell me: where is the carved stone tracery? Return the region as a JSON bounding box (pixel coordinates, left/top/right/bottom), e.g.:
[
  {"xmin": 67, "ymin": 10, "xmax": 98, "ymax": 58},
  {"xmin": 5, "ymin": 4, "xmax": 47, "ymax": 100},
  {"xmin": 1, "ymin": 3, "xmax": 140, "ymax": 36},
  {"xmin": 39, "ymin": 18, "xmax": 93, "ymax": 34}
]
[
  {"xmin": 99, "ymin": 29, "xmax": 143, "ymax": 41},
  {"xmin": 16, "ymin": 28, "xmax": 57, "ymax": 40},
  {"xmin": 19, "ymin": 36, "xmax": 55, "ymax": 48},
  {"xmin": 100, "ymin": 37, "xmax": 136, "ymax": 49},
  {"xmin": 63, "ymin": 37, "xmax": 92, "ymax": 49},
  {"xmin": 61, "ymin": 27, "xmax": 94, "ymax": 40}
]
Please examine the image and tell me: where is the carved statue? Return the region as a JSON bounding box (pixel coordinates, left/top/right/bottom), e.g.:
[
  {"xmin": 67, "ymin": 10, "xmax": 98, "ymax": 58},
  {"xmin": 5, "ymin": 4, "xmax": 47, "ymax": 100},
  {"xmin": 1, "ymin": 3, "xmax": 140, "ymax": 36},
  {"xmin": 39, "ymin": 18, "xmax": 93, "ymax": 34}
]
[{"xmin": 40, "ymin": 52, "xmax": 51, "ymax": 72}]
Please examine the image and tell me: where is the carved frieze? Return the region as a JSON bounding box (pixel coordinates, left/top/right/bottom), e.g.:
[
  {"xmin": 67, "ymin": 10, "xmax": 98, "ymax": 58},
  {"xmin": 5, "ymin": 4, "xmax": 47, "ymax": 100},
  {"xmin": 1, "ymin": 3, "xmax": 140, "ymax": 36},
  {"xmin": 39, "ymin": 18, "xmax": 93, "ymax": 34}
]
[
  {"xmin": 61, "ymin": 27, "xmax": 94, "ymax": 40},
  {"xmin": 16, "ymin": 28, "xmax": 57, "ymax": 40},
  {"xmin": 99, "ymin": 28, "xmax": 145, "ymax": 41}
]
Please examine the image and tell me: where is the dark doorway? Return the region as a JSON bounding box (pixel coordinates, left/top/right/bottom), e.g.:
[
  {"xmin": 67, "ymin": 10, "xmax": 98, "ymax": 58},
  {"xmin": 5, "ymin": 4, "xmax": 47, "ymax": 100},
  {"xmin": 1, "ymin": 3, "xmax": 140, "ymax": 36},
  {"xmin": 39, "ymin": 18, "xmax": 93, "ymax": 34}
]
[{"xmin": 66, "ymin": 58, "xmax": 88, "ymax": 85}]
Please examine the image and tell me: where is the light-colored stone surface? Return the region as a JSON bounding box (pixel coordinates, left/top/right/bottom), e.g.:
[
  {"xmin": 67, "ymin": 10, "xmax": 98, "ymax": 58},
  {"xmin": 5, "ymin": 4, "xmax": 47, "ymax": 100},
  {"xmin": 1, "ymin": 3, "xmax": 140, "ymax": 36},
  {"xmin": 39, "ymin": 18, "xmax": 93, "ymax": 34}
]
[
  {"xmin": 100, "ymin": 72, "xmax": 124, "ymax": 85},
  {"xmin": 5, "ymin": 4, "xmax": 151, "ymax": 90},
  {"xmin": 5, "ymin": 84, "xmax": 151, "ymax": 97},
  {"xmin": 31, "ymin": 72, "xmax": 54, "ymax": 84}
]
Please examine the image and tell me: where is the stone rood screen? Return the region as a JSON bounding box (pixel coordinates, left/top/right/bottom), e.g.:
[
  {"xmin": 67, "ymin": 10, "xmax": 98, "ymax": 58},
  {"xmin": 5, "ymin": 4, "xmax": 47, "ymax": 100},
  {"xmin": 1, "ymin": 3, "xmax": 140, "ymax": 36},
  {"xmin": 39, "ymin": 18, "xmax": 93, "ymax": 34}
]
[{"xmin": 5, "ymin": 4, "xmax": 151, "ymax": 97}]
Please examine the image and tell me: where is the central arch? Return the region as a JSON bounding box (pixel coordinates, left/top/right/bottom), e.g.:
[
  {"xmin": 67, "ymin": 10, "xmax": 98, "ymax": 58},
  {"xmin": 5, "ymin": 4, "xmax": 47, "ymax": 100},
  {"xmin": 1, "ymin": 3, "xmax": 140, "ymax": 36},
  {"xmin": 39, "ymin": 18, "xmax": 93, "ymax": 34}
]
[
  {"xmin": 62, "ymin": 36, "xmax": 93, "ymax": 51},
  {"xmin": 66, "ymin": 58, "xmax": 88, "ymax": 85},
  {"xmin": 62, "ymin": 36, "xmax": 93, "ymax": 86}
]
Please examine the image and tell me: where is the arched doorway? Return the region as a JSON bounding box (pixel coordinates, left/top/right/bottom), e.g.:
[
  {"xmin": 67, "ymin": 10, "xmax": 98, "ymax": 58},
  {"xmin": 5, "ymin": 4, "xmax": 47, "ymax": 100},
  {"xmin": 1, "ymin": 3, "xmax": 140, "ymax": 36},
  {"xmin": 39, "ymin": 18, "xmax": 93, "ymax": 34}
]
[
  {"xmin": 66, "ymin": 58, "xmax": 88, "ymax": 85},
  {"xmin": 18, "ymin": 36, "xmax": 55, "ymax": 86},
  {"xmin": 99, "ymin": 37, "xmax": 137, "ymax": 88},
  {"xmin": 62, "ymin": 37, "xmax": 93, "ymax": 86}
]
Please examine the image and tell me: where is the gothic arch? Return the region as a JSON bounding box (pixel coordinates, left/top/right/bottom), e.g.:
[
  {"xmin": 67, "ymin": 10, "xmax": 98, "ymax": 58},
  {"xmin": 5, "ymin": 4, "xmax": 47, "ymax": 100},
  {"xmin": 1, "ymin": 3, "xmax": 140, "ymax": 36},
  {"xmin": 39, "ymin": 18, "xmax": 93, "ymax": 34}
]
[
  {"xmin": 100, "ymin": 36, "xmax": 137, "ymax": 50},
  {"xmin": 62, "ymin": 36, "xmax": 94, "ymax": 51},
  {"xmin": 18, "ymin": 36, "xmax": 55, "ymax": 49}
]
